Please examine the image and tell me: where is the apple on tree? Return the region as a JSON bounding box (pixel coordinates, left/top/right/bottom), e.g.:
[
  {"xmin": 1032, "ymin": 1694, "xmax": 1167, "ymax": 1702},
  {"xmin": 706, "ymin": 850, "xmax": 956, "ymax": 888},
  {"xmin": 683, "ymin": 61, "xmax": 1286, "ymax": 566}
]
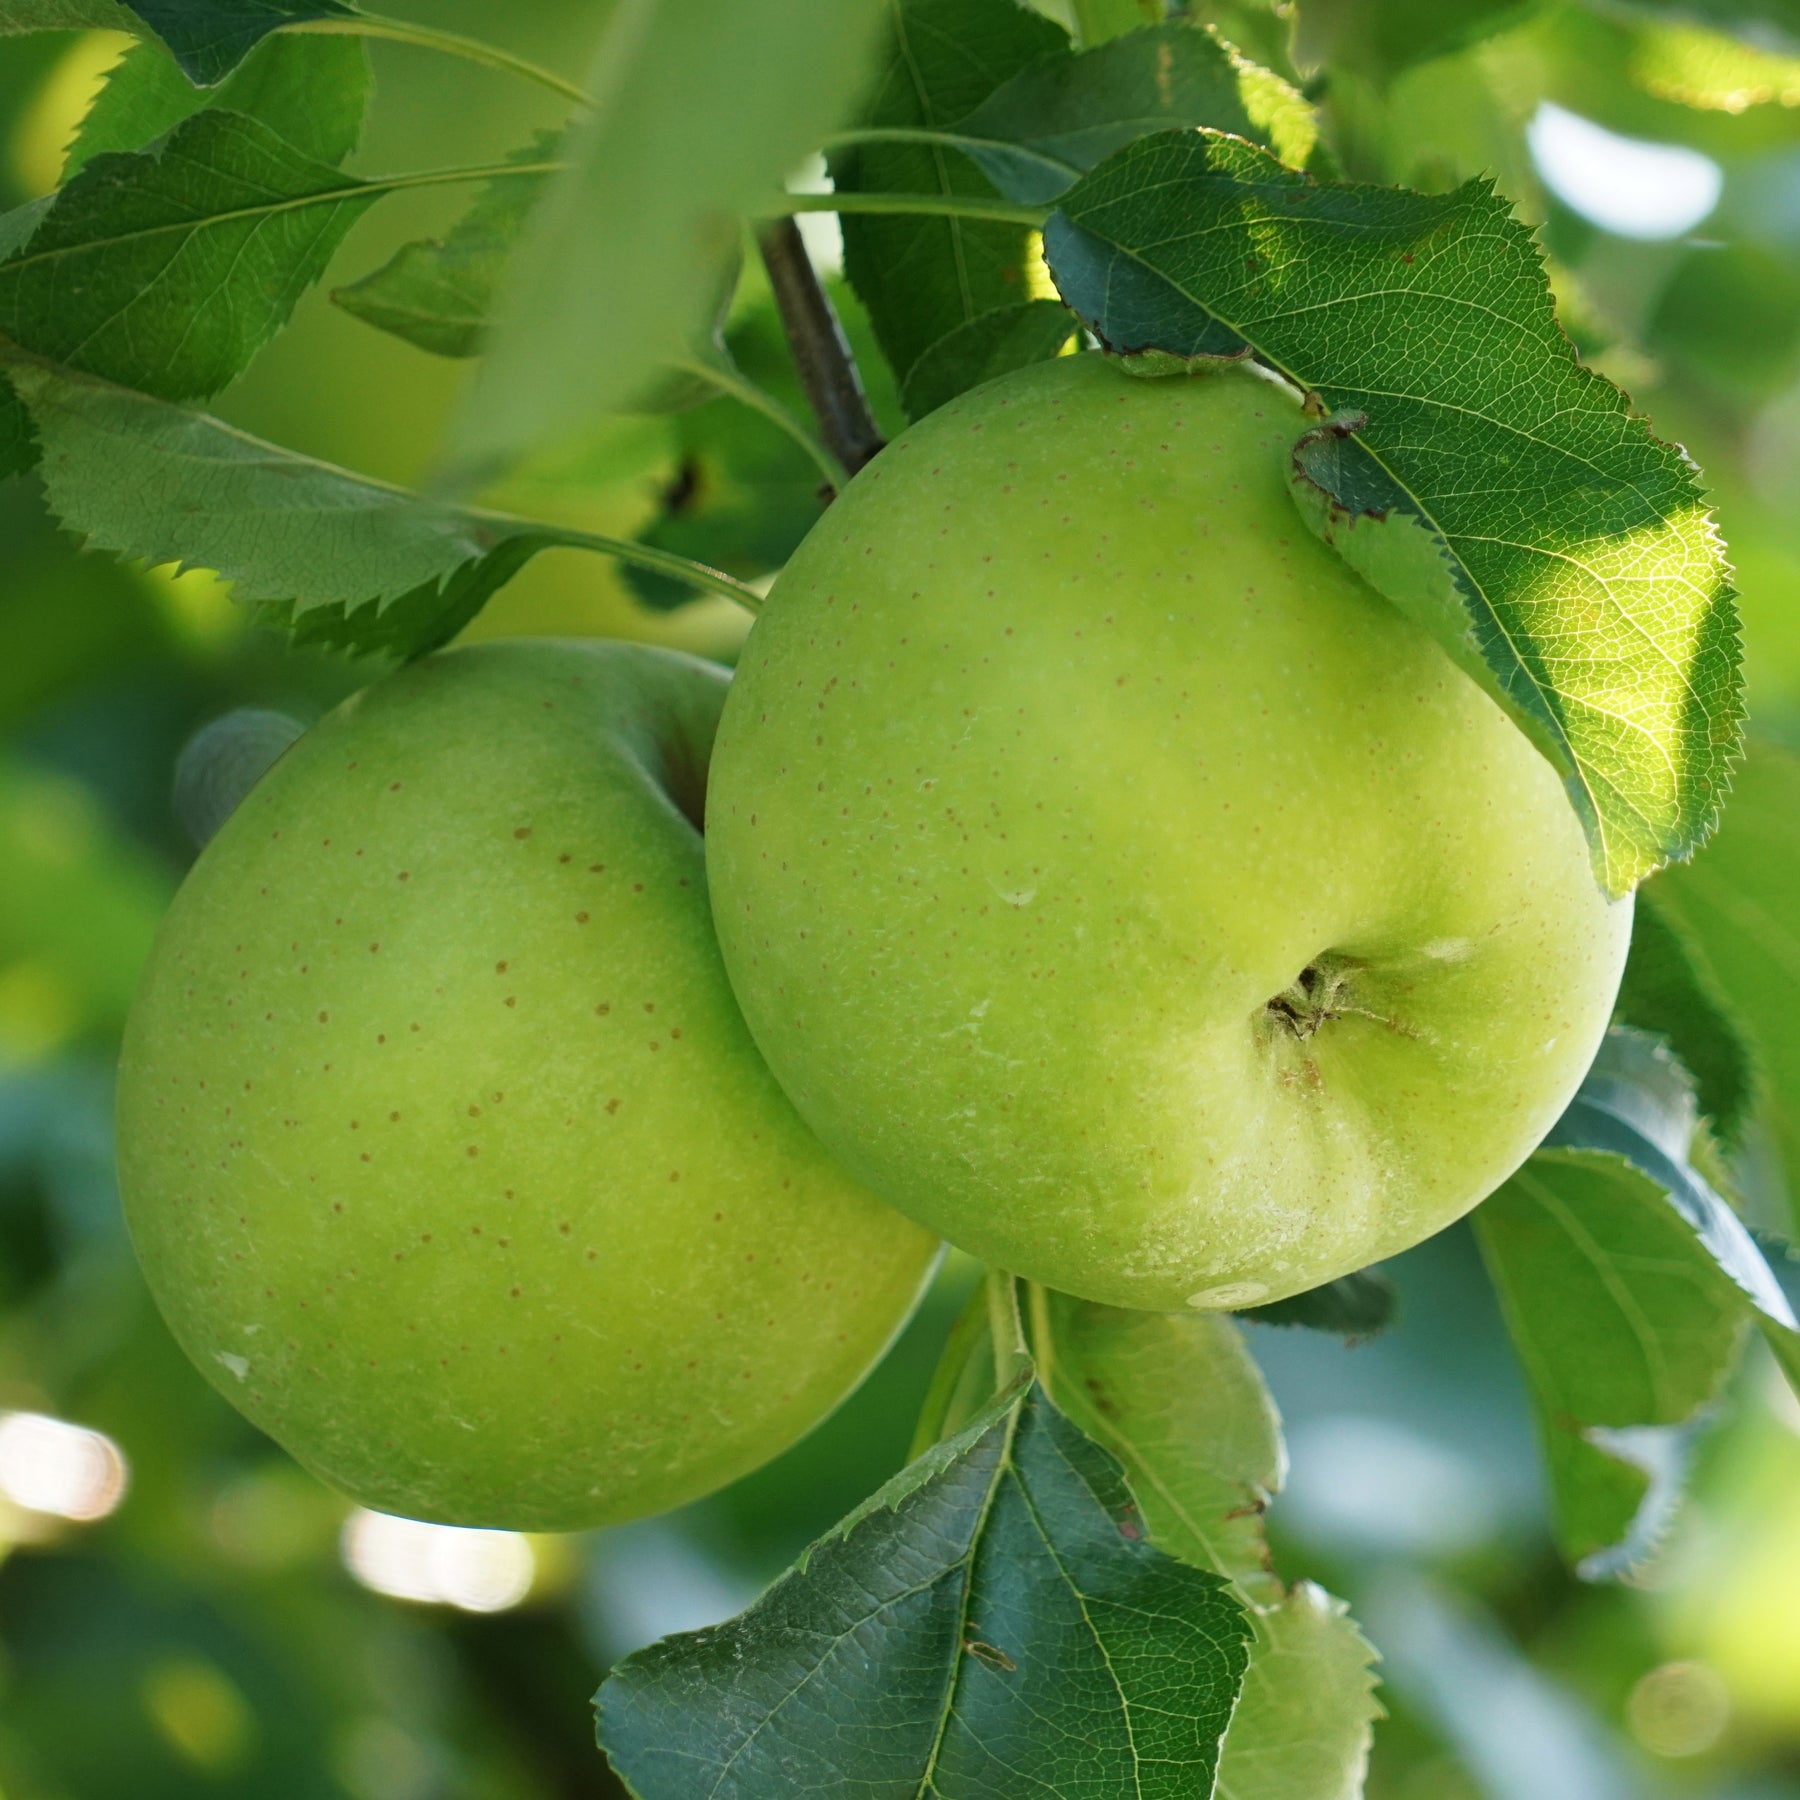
[
  {"xmin": 706, "ymin": 353, "xmax": 1634, "ymax": 1314},
  {"xmin": 115, "ymin": 640, "xmax": 940, "ymax": 1532}
]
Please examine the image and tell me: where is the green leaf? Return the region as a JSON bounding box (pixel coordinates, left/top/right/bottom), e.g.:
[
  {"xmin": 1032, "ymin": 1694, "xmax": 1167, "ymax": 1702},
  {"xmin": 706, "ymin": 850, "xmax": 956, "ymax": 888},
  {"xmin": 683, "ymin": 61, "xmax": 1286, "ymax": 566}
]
[
  {"xmin": 1542, "ymin": 1029, "xmax": 1793, "ymax": 1327},
  {"xmin": 122, "ymin": 0, "xmax": 354, "ymax": 86},
  {"xmin": 4, "ymin": 353, "xmax": 546, "ymax": 659},
  {"xmin": 900, "ymin": 298, "xmax": 1077, "ymax": 417},
  {"xmin": 952, "ymin": 22, "xmax": 1259, "ymax": 203},
  {"xmin": 1038, "ymin": 1296, "xmax": 1381, "ymax": 1800},
  {"xmin": 334, "ymin": 133, "xmax": 557, "ymax": 358},
  {"xmin": 831, "ymin": 0, "xmax": 1068, "ymax": 411},
  {"xmin": 1476, "ymin": 1150, "xmax": 1743, "ymax": 1576},
  {"xmin": 0, "ymin": 197, "xmax": 49, "ymax": 262},
  {"xmin": 172, "ymin": 707, "xmax": 303, "ymax": 848},
  {"xmin": 1291, "ymin": 0, "xmax": 1536, "ymax": 82},
  {"xmin": 1243, "ymin": 1269, "xmax": 1397, "ymax": 1339},
  {"xmin": 0, "ymin": 108, "xmax": 376, "ymax": 400},
  {"xmin": 596, "ymin": 1380, "xmax": 1253, "ymax": 1799},
  {"xmin": 453, "ymin": 0, "xmax": 891, "ymax": 477},
  {"xmin": 0, "ymin": 0, "xmax": 134, "ymax": 31},
  {"xmin": 1071, "ymin": 0, "xmax": 1162, "ymax": 46},
  {"xmin": 1605, "ymin": 0, "xmax": 1800, "ymax": 57},
  {"xmin": 3, "ymin": 353, "xmax": 754, "ymax": 655},
  {"xmin": 1653, "ymin": 739, "xmax": 1800, "ymax": 1231},
  {"xmin": 1038, "ymin": 1299, "xmax": 1283, "ymax": 1597},
  {"xmin": 1218, "ymin": 1590, "xmax": 1382, "ymax": 1800},
  {"xmin": 0, "ymin": 373, "xmax": 32, "ymax": 479},
  {"xmin": 1474, "ymin": 1028, "xmax": 1800, "ymax": 1576},
  {"xmin": 1615, "ymin": 884, "xmax": 1756, "ymax": 1149},
  {"xmin": 1044, "ymin": 132, "xmax": 1741, "ymax": 896},
  {"xmin": 623, "ymin": 308, "xmax": 831, "ymax": 610},
  {"xmin": 66, "ymin": 30, "xmax": 368, "ymax": 176},
  {"xmin": 250, "ymin": 539, "xmax": 549, "ymax": 660}
]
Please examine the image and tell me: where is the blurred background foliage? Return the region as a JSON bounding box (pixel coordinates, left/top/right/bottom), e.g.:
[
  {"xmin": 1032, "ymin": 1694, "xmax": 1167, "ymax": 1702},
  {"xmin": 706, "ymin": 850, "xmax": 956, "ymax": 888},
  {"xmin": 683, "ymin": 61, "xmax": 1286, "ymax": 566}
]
[{"xmin": 4, "ymin": 1, "xmax": 1800, "ymax": 1796}]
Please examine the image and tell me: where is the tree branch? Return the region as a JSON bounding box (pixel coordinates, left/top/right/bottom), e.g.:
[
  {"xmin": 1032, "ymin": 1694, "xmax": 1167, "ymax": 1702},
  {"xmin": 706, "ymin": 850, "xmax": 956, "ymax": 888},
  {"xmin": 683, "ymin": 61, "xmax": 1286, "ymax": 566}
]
[{"xmin": 756, "ymin": 218, "xmax": 886, "ymax": 485}]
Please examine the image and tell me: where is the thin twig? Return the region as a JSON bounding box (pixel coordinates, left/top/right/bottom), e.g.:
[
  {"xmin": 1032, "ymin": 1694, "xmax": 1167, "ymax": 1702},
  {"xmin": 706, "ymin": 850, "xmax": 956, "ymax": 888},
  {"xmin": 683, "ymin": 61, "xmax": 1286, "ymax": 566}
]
[
  {"xmin": 757, "ymin": 217, "xmax": 887, "ymax": 483},
  {"xmin": 777, "ymin": 191, "xmax": 1046, "ymax": 227},
  {"xmin": 289, "ymin": 15, "xmax": 593, "ymax": 108}
]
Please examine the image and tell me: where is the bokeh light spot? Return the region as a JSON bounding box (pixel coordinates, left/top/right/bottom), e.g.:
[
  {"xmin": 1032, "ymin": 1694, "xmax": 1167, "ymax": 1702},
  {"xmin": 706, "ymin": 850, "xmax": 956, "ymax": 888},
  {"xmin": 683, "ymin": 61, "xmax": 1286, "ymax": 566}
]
[{"xmin": 341, "ymin": 1508, "xmax": 534, "ymax": 1612}]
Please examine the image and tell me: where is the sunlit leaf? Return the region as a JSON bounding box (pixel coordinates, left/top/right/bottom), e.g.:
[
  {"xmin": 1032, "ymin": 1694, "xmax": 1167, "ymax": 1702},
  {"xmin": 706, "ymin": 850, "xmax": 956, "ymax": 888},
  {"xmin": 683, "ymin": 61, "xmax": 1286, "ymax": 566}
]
[
  {"xmin": 66, "ymin": 29, "xmax": 368, "ymax": 175},
  {"xmin": 1044, "ymin": 131, "xmax": 1741, "ymax": 893}
]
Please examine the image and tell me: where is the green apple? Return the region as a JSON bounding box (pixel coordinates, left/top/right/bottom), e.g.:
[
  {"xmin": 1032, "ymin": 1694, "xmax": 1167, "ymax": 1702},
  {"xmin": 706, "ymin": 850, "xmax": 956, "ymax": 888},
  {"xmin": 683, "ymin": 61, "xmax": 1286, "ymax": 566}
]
[
  {"xmin": 116, "ymin": 640, "xmax": 938, "ymax": 1531},
  {"xmin": 706, "ymin": 354, "xmax": 1633, "ymax": 1313}
]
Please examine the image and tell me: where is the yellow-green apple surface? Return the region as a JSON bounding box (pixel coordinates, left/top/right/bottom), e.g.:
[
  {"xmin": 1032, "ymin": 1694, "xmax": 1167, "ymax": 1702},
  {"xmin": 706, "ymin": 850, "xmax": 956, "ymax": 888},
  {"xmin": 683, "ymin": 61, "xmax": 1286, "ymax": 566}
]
[
  {"xmin": 706, "ymin": 353, "xmax": 1634, "ymax": 1313},
  {"xmin": 116, "ymin": 640, "xmax": 938, "ymax": 1530}
]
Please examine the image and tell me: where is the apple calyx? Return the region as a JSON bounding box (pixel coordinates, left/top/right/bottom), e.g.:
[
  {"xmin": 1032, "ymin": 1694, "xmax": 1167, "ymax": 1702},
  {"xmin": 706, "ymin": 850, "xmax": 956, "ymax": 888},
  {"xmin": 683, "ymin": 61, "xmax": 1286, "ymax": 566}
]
[{"xmin": 1264, "ymin": 958, "xmax": 1355, "ymax": 1041}]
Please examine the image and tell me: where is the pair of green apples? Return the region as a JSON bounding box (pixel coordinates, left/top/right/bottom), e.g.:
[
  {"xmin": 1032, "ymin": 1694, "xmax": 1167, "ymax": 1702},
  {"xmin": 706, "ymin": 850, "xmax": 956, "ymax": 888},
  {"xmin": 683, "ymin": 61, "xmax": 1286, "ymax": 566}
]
[{"xmin": 118, "ymin": 356, "xmax": 1630, "ymax": 1530}]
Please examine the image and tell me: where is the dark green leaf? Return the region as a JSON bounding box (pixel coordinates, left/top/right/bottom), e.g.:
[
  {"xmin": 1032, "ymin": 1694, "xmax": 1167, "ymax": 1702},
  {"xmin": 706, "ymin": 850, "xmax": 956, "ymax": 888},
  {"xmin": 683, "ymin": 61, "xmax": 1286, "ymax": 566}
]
[
  {"xmin": 1037, "ymin": 1300, "xmax": 1283, "ymax": 1596},
  {"xmin": 1476, "ymin": 1148, "xmax": 1743, "ymax": 1577},
  {"xmin": 1546, "ymin": 1029, "xmax": 1798, "ymax": 1338},
  {"xmin": 832, "ymin": 0, "xmax": 1068, "ymax": 410},
  {"xmin": 1654, "ymin": 739, "xmax": 1800, "ymax": 1233},
  {"xmin": 0, "ymin": 109, "xmax": 376, "ymax": 400},
  {"xmin": 0, "ymin": 373, "xmax": 32, "ymax": 479},
  {"xmin": 0, "ymin": 0, "xmax": 134, "ymax": 30},
  {"xmin": 453, "ymin": 0, "xmax": 891, "ymax": 475},
  {"xmin": 596, "ymin": 1381, "xmax": 1253, "ymax": 1799},
  {"xmin": 623, "ymin": 311, "xmax": 828, "ymax": 611},
  {"xmin": 1044, "ymin": 131, "xmax": 1741, "ymax": 895},
  {"xmin": 1243, "ymin": 1268, "xmax": 1397, "ymax": 1338},
  {"xmin": 123, "ymin": 0, "xmax": 354, "ymax": 86},
  {"xmin": 173, "ymin": 708, "xmax": 304, "ymax": 848},
  {"xmin": 334, "ymin": 133, "xmax": 557, "ymax": 358},
  {"xmin": 2, "ymin": 353, "xmax": 558, "ymax": 659},
  {"xmin": 1038, "ymin": 1297, "xmax": 1381, "ymax": 1800},
  {"xmin": 1071, "ymin": 0, "xmax": 1162, "ymax": 44},
  {"xmin": 901, "ymin": 299, "xmax": 1077, "ymax": 416},
  {"xmin": 1292, "ymin": 0, "xmax": 1537, "ymax": 82},
  {"xmin": 1615, "ymin": 884, "xmax": 1756, "ymax": 1148},
  {"xmin": 66, "ymin": 30, "xmax": 369, "ymax": 176},
  {"xmin": 953, "ymin": 22, "xmax": 1257, "ymax": 202},
  {"xmin": 251, "ymin": 539, "xmax": 548, "ymax": 661},
  {"xmin": 1475, "ymin": 1027, "xmax": 1800, "ymax": 1575}
]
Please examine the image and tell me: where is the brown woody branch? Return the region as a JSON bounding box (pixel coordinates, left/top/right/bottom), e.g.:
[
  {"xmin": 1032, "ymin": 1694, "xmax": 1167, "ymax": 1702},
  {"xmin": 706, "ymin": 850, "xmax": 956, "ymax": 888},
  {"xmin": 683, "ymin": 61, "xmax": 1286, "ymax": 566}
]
[{"xmin": 756, "ymin": 218, "xmax": 885, "ymax": 486}]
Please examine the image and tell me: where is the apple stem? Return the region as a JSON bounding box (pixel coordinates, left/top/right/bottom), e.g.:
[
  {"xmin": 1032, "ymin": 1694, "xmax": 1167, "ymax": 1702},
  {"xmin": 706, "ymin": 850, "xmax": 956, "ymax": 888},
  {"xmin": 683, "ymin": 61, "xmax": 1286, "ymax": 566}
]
[
  {"xmin": 985, "ymin": 1269, "xmax": 1030, "ymax": 1381},
  {"xmin": 757, "ymin": 219, "xmax": 886, "ymax": 488}
]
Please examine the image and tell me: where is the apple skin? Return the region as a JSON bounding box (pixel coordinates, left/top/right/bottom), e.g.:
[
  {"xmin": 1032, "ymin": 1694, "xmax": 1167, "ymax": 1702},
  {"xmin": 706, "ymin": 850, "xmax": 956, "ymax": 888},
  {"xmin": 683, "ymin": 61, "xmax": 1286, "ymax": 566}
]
[
  {"xmin": 706, "ymin": 354, "xmax": 1634, "ymax": 1313},
  {"xmin": 116, "ymin": 640, "xmax": 939, "ymax": 1531}
]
